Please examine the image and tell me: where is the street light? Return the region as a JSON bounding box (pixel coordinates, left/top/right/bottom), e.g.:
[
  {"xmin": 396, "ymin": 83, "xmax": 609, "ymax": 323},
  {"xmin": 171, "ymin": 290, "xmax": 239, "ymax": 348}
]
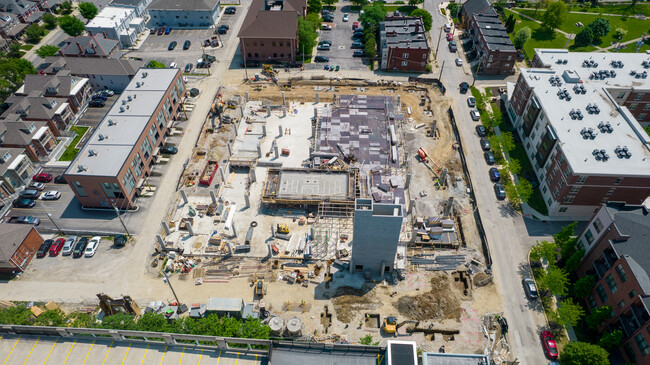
[{"xmin": 46, "ymin": 213, "xmax": 63, "ymax": 235}]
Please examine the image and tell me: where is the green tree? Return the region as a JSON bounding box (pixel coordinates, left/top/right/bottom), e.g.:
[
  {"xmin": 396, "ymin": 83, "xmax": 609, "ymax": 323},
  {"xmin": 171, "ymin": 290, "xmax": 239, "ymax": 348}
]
[
  {"xmin": 297, "ymin": 17, "xmax": 318, "ymax": 58},
  {"xmin": 0, "ymin": 305, "xmax": 33, "ymax": 325},
  {"xmin": 500, "ymin": 158, "xmax": 521, "ymax": 178},
  {"xmin": 42, "ymin": 13, "xmax": 58, "ymax": 30},
  {"xmin": 586, "ymin": 306, "xmax": 613, "ymax": 330},
  {"xmin": 359, "ymin": 2, "xmax": 386, "ymax": 29},
  {"xmin": 553, "ymin": 298, "xmax": 584, "ymax": 327},
  {"xmin": 98, "ymin": 313, "xmax": 136, "ymax": 330},
  {"xmin": 60, "ymin": 1, "xmax": 73, "ymax": 14},
  {"xmin": 34, "ymin": 309, "xmax": 66, "ymax": 327},
  {"xmin": 541, "ymin": 1, "xmax": 567, "ymax": 30},
  {"xmin": 575, "ymin": 27, "xmax": 594, "ymax": 46},
  {"xmin": 514, "ymin": 26, "xmax": 531, "ymax": 49},
  {"xmin": 307, "ymin": 0, "xmax": 322, "ymax": 15},
  {"xmin": 360, "ymin": 334, "xmax": 374, "ymax": 345},
  {"xmin": 560, "ymin": 341, "xmax": 610, "ymax": 365},
  {"xmin": 78, "ymin": 2, "xmax": 98, "ymax": 19},
  {"xmin": 505, "ymin": 14, "xmax": 516, "ymax": 33},
  {"xmin": 564, "ymin": 248, "xmax": 585, "ymax": 273},
  {"xmin": 352, "ymin": 0, "xmax": 368, "ymax": 7},
  {"xmin": 58, "ymin": 15, "xmax": 85, "ymax": 36},
  {"xmin": 533, "ymin": 0, "xmax": 548, "ymax": 15},
  {"xmin": 8, "ymin": 42, "xmax": 21, "ymax": 58},
  {"xmin": 365, "ymin": 36, "xmax": 376, "ymax": 59},
  {"xmin": 36, "ymin": 45, "xmax": 60, "ymax": 58},
  {"xmin": 587, "ymin": 18, "xmax": 610, "ymax": 39},
  {"xmin": 554, "ymin": 221, "xmax": 578, "ymax": 259},
  {"xmin": 539, "ymin": 265, "xmax": 569, "ymax": 296},
  {"xmin": 572, "ymin": 275, "xmax": 595, "ymax": 298},
  {"xmin": 408, "ymin": 0, "xmax": 423, "ymax": 5},
  {"xmin": 446, "ymin": 2, "xmax": 460, "ymax": 18},
  {"xmin": 25, "ymin": 24, "xmax": 45, "ymax": 43},
  {"xmin": 504, "ymin": 178, "xmax": 533, "ymax": 204},
  {"xmin": 322, "ymin": 0, "xmax": 336, "ymax": 6},
  {"xmin": 530, "ymin": 240, "xmax": 558, "ymax": 264},
  {"xmin": 598, "ymin": 330, "xmax": 623, "ymax": 352},
  {"xmin": 306, "ymin": 12, "xmax": 322, "ymax": 28},
  {"xmin": 148, "ymin": 60, "xmax": 166, "ymax": 68},
  {"xmin": 0, "ymin": 57, "xmax": 37, "ymax": 102},
  {"xmin": 614, "ymin": 27, "xmax": 627, "ymax": 40},
  {"xmin": 410, "ymin": 9, "xmax": 432, "ymax": 31}
]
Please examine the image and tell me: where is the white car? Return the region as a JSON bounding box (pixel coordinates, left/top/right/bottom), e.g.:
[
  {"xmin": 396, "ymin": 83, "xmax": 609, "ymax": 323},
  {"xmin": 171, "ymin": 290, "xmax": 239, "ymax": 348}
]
[
  {"xmin": 470, "ymin": 109, "xmax": 481, "ymax": 121},
  {"xmin": 85, "ymin": 236, "xmax": 101, "ymax": 257},
  {"xmin": 28, "ymin": 182, "xmax": 45, "ymax": 190},
  {"xmin": 455, "ymin": 58, "xmax": 463, "ymax": 66},
  {"xmin": 343, "ymin": 13, "xmax": 349, "ymax": 22},
  {"xmin": 61, "ymin": 236, "xmax": 78, "ymax": 256},
  {"xmin": 42, "ymin": 190, "xmax": 61, "ymax": 200}
]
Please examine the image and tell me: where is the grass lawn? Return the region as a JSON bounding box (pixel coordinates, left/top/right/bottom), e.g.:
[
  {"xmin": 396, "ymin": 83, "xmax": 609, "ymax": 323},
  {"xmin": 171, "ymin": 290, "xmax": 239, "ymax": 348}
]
[
  {"xmin": 384, "ymin": 5, "xmax": 416, "ymax": 14},
  {"xmin": 505, "ymin": 9, "xmax": 569, "ymax": 59},
  {"xmin": 518, "ymin": 9, "xmax": 650, "ymax": 49},
  {"xmin": 610, "ymin": 38, "xmax": 650, "ymax": 53},
  {"xmin": 564, "ymin": 3, "xmax": 650, "ymax": 17},
  {"xmin": 59, "ymin": 126, "xmax": 89, "ymax": 161}
]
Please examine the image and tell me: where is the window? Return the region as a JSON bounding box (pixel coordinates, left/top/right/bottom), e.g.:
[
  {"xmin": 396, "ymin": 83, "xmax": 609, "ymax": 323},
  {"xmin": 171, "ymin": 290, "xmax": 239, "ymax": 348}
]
[
  {"xmin": 157, "ymin": 110, "xmax": 165, "ymax": 130},
  {"xmin": 72, "ymin": 181, "xmax": 87, "ymax": 197},
  {"xmin": 624, "ymin": 343, "xmax": 638, "ymax": 363},
  {"xmin": 272, "ymin": 41, "xmax": 275, "ymax": 46},
  {"xmin": 577, "ymin": 175, "xmax": 587, "ymax": 184},
  {"xmin": 149, "ymin": 124, "xmax": 159, "ymax": 142},
  {"xmin": 402, "ymin": 53, "xmax": 409, "ymax": 58},
  {"xmin": 616, "ymin": 264, "xmax": 628, "ymax": 283},
  {"xmin": 570, "ymin": 186, "xmax": 580, "ymax": 194},
  {"xmin": 618, "ymin": 300, "xmax": 626, "ymax": 309},
  {"xmin": 507, "ymin": 55, "xmax": 512, "ymax": 60},
  {"xmin": 630, "ymin": 290, "xmax": 638, "ymax": 299},
  {"xmin": 593, "ymin": 218, "xmax": 603, "ymax": 233},
  {"xmin": 401, "ymin": 61, "xmax": 408, "ymax": 66},
  {"xmin": 564, "ymin": 166, "xmax": 571, "ymax": 177},
  {"xmin": 547, "ymin": 197, "xmax": 553, "ymax": 206},
  {"xmin": 639, "ymin": 113, "xmax": 647, "ymax": 120},
  {"xmin": 422, "ymin": 54, "xmax": 426, "ymax": 59},
  {"xmin": 606, "ymin": 274, "xmax": 618, "ymax": 293},
  {"xmin": 614, "ymin": 178, "xmax": 622, "ymax": 185},
  {"xmin": 526, "ymin": 141, "xmax": 531, "ymax": 149},
  {"xmin": 588, "ymin": 295, "xmax": 596, "ymax": 308},
  {"xmin": 279, "ymin": 41, "xmax": 283, "ymax": 46},
  {"xmin": 559, "ymin": 207, "xmax": 568, "ymax": 212},
  {"xmin": 629, "ymin": 103, "xmax": 638, "ymax": 110},
  {"xmin": 644, "ymin": 104, "xmax": 650, "ymax": 110},
  {"xmin": 122, "ymin": 169, "xmax": 135, "ymax": 194},
  {"xmin": 635, "ymin": 334, "xmax": 650, "ymax": 356},
  {"xmin": 585, "ymin": 229, "xmax": 594, "ymax": 244},
  {"xmin": 552, "ymin": 188, "xmax": 559, "ymax": 198},
  {"xmin": 131, "ymin": 153, "xmax": 143, "ymax": 177},
  {"xmin": 617, "ymin": 92, "xmax": 626, "ymax": 99},
  {"xmin": 563, "ymin": 196, "xmax": 574, "ymax": 203},
  {"xmin": 596, "ymin": 285, "xmax": 608, "ymax": 303},
  {"xmin": 635, "ymin": 93, "xmax": 645, "ymax": 100},
  {"xmin": 542, "ymin": 185, "xmax": 548, "ymax": 194},
  {"xmin": 141, "ymin": 137, "xmax": 152, "ymax": 159}
]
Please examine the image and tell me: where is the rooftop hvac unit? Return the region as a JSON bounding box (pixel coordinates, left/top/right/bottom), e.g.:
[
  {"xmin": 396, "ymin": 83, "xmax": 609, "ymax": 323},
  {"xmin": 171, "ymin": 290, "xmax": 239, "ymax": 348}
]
[
  {"xmin": 108, "ymin": 119, "xmax": 116, "ymax": 126},
  {"xmin": 77, "ymin": 164, "xmax": 87, "ymax": 172},
  {"xmin": 88, "ymin": 149, "xmax": 97, "ymax": 156},
  {"xmin": 142, "ymin": 72, "xmax": 148, "ymax": 78},
  {"xmin": 136, "ymin": 82, "xmax": 141, "ymax": 88},
  {"xmin": 119, "ymin": 106, "xmax": 125, "ymax": 112},
  {"xmin": 127, "ymin": 95, "xmax": 132, "ymax": 101}
]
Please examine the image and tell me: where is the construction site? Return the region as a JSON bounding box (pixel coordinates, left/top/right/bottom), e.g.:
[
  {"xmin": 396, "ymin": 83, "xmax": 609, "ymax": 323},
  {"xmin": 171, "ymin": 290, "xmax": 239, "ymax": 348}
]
[{"xmin": 150, "ymin": 77, "xmax": 509, "ymax": 360}]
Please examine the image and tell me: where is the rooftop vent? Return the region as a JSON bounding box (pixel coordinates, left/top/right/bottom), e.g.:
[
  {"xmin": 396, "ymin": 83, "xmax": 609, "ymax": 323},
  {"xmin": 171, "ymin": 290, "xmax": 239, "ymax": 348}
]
[
  {"xmin": 107, "ymin": 119, "xmax": 116, "ymax": 126},
  {"xmin": 580, "ymin": 127, "xmax": 597, "ymax": 139},
  {"xmin": 598, "ymin": 121, "xmax": 613, "ymax": 133},
  {"xmin": 570, "ymin": 109, "xmax": 583, "ymax": 120},
  {"xmin": 586, "ymin": 103, "xmax": 600, "ymax": 114},
  {"xmin": 592, "ymin": 149, "xmax": 609, "ymax": 161},
  {"xmin": 582, "ymin": 59, "xmax": 598, "ymax": 68},
  {"xmin": 88, "ymin": 149, "xmax": 97, "ymax": 156},
  {"xmin": 611, "ymin": 60, "xmax": 624, "ymax": 68},
  {"xmin": 122, "ymin": 99, "xmax": 127, "ymax": 105},
  {"xmin": 631, "ymin": 70, "xmax": 648, "ymax": 79},
  {"xmin": 136, "ymin": 82, "xmax": 141, "ymax": 88},
  {"xmin": 77, "ymin": 165, "xmax": 87, "ymax": 172},
  {"xmin": 573, "ymin": 84, "xmax": 587, "ymax": 94},
  {"xmin": 562, "ymin": 70, "xmax": 581, "ymax": 83},
  {"xmin": 127, "ymin": 95, "xmax": 132, "ymax": 101},
  {"xmin": 142, "ymin": 72, "xmax": 148, "ymax": 78},
  {"xmin": 642, "ymin": 60, "xmax": 650, "ymax": 69},
  {"xmin": 549, "ymin": 75, "xmax": 562, "ymax": 86},
  {"xmin": 558, "ymin": 88, "xmax": 572, "ymax": 101},
  {"xmin": 119, "ymin": 106, "xmax": 125, "ymax": 113},
  {"xmin": 614, "ymin": 145, "xmax": 632, "ymax": 159},
  {"xmin": 98, "ymin": 134, "xmax": 107, "ymax": 140}
]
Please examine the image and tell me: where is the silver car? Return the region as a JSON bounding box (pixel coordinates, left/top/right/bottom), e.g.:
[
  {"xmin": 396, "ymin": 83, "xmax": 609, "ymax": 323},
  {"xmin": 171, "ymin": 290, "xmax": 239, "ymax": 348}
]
[
  {"xmin": 522, "ymin": 278, "xmax": 538, "ymax": 299},
  {"xmin": 470, "ymin": 109, "xmax": 480, "ymax": 121},
  {"xmin": 61, "ymin": 236, "xmax": 78, "ymax": 256}
]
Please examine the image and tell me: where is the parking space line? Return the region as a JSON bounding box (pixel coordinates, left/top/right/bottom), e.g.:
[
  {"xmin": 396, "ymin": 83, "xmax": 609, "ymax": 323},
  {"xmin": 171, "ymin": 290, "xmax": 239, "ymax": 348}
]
[
  {"xmin": 102, "ymin": 341, "xmax": 113, "ymax": 365},
  {"xmin": 62, "ymin": 340, "xmax": 76, "ymax": 365},
  {"xmin": 121, "ymin": 342, "xmax": 131, "ymax": 365},
  {"xmin": 22, "ymin": 337, "xmax": 39, "ymax": 365},
  {"xmin": 235, "ymin": 352, "xmax": 239, "ymax": 365},
  {"xmin": 197, "ymin": 349, "xmax": 203, "ymax": 365},
  {"xmin": 139, "ymin": 344, "xmax": 149, "ymax": 365},
  {"xmin": 3, "ymin": 337, "xmax": 20, "ymax": 365},
  {"xmin": 160, "ymin": 346, "xmax": 167, "ymax": 365},
  {"xmin": 82, "ymin": 340, "xmax": 95, "ymax": 364},
  {"xmin": 42, "ymin": 338, "xmax": 57, "ymax": 365},
  {"xmin": 254, "ymin": 354, "xmax": 257, "ymax": 364},
  {"xmin": 216, "ymin": 350, "xmax": 221, "ymax": 365},
  {"xmin": 178, "ymin": 347, "xmax": 185, "ymax": 365}
]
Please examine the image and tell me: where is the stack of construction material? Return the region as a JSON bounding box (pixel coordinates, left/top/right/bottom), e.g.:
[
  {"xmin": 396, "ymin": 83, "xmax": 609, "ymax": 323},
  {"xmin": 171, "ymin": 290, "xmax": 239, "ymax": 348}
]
[{"xmin": 408, "ymin": 254, "xmax": 465, "ymax": 271}]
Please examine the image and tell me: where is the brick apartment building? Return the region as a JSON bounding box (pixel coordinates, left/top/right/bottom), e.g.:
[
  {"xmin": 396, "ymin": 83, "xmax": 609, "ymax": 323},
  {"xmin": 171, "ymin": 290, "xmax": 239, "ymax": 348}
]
[
  {"xmin": 505, "ymin": 49, "xmax": 650, "ymax": 218},
  {"xmin": 0, "ymin": 115, "xmax": 56, "ymax": 161},
  {"xmin": 64, "ymin": 68, "xmax": 186, "ymax": 209},
  {"xmin": 463, "ymin": 0, "xmax": 516, "ymax": 75},
  {"xmin": 379, "ymin": 16, "xmax": 430, "ymax": 72},
  {"xmin": 238, "ymin": 0, "xmax": 306, "ymax": 64},
  {"xmin": 575, "ymin": 203, "xmax": 650, "ymax": 364},
  {"xmin": 0, "ymin": 222, "xmax": 43, "ymax": 275}
]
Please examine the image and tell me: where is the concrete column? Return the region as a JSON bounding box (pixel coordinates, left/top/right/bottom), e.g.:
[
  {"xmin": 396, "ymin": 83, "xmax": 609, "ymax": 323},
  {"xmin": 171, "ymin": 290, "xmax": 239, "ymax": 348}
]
[
  {"xmin": 240, "ymin": 105, "xmax": 244, "ymax": 116},
  {"xmin": 257, "ymin": 144, "xmax": 262, "ymax": 158},
  {"xmin": 315, "ymin": 93, "xmax": 319, "ymax": 103},
  {"xmin": 234, "ymin": 123, "xmax": 239, "ymax": 136},
  {"xmin": 409, "ymin": 199, "xmax": 415, "ymax": 214},
  {"xmin": 314, "ymin": 107, "xmax": 318, "ymax": 118},
  {"xmin": 232, "ymin": 222, "xmax": 237, "ymax": 237},
  {"xmin": 266, "ymin": 243, "xmax": 272, "ymax": 257},
  {"xmin": 180, "ymin": 189, "xmax": 188, "ymax": 204},
  {"xmin": 225, "ymin": 241, "xmax": 233, "ymax": 257},
  {"xmin": 282, "ymin": 91, "xmax": 286, "ymax": 105},
  {"xmin": 333, "ymin": 94, "xmax": 337, "ymax": 105},
  {"xmin": 271, "ymin": 224, "xmax": 275, "ymax": 238},
  {"xmin": 227, "ymin": 143, "xmax": 232, "ymax": 156},
  {"xmin": 267, "ymin": 106, "xmax": 271, "ymax": 117},
  {"xmin": 244, "ymin": 194, "xmax": 250, "ymax": 207},
  {"xmin": 186, "ymin": 222, "xmax": 194, "ymax": 236},
  {"xmin": 282, "ymin": 106, "xmax": 286, "ymax": 117},
  {"xmin": 262, "ymin": 124, "xmax": 266, "ymax": 137},
  {"xmin": 440, "ymin": 168, "xmax": 448, "ymax": 186},
  {"xmin": 209, "ymin": 190, "xmax": 217, "ymax": 204},
  {"xmin": 161, "ymin": 221, "xmax": 171, "ymax": 235},
  {"xmin": 109, "ymin": 330, "xmax": 125, "ymax": 341},
  {"xmin": 156, "ymin": 234, "xmax": 166, "ymax": 250},
  {"xmin": 274, "ymin": 145, "xmax": 279, "ymax": 158},
  {"xmin": 405, "ymin": 173, "xmax": 411, "ymax": 189},
  {"xmin": 219, "ymin": 167, "xmax": 226, "ymax": 182},
  {"xmin": 245, "ymin": 91, "xmax": 249, "ymax": 102},
  {"xmin": 250, "ymin": 169, "xmax": 257, "ymax": 183},
  {"xmin": 278, "ymin": 125, "xmax": 283, "ymax": 137},
  {"xmin": 397, "ymin": 95, "xmax": 401, "ymax": 106}
]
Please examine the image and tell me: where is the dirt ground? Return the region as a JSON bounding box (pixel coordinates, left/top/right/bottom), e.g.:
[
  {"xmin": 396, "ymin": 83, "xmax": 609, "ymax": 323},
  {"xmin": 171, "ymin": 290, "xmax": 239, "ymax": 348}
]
[{"xmin": 393, "ymin": 272, "xmax": 462, "ymax": 321}]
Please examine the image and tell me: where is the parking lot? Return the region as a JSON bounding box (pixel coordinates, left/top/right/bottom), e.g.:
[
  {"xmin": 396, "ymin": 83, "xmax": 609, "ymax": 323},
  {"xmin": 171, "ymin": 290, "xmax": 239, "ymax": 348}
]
[
  {"xmin": 126, "ymin": 7, "xmax": 243, "ymax": 72},
  {"xmin": 311, "ymin": 7, "xmax": 367, "ymax": 71},
  {"xmin": 77, "ymin": 94, "xmax": 117, "ymax": 131}
]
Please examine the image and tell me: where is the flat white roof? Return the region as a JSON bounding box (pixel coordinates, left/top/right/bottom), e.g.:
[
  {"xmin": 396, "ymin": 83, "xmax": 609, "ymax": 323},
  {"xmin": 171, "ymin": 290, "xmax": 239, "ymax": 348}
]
[
  {"xmin": 86, "ymin": 6, "xmax": 134, "ymax": 28},
  {"xmin": 66, "ymin": 68, "xmax": 180, "ymax": 177},
  {"xmin": 521, "ymin": 50, "xmax": 650, "ymax": 177}
]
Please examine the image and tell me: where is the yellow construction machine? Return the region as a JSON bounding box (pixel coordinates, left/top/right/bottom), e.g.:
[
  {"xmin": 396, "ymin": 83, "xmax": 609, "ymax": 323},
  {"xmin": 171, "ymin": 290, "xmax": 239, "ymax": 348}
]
[
  {"xmin": 262, "ymin": 64, "xmax": 277, "ymax": 77},
  {"xmin": 382, "ymin": 316, "xmax": 398, "ymax": 334},
  {"xmin": 254, "ymin": 279, "xmax": 267, "ymax": 298},
  {"xmin": 276, "ymin": 223, "xmax": 290, "ymax": 234}
]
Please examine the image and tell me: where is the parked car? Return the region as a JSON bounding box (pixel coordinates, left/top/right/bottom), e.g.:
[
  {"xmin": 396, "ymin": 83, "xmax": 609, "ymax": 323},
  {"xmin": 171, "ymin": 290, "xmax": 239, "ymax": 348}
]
[
  {"xmin": 189, "ymin": 88, "xmax": 200, "ymax": 97},
  {"xmin": 459, "ymin": 82, "xmax": 469, "ymax": 94},
  {"xmin": 352, "ymin": 21, "xmax": 359, "ymax": 30},
  {"xmin": 467, "ymin": 96, "xmax": 476, "ymax": 107},
  {"xmin": 446, "ymin": 33, "xmax": 453, "ymax": 41},
  {"xmin": 73, "ymin": 237, "xmax": 89, "ymax": 258},
  {"xmin": 217, "ymin": 25, "xmax": 229, "ymax": 34},
  {"xmin": 448, "ymin": 41, "xmax": 457, "ymax": 52},
  {"xmin": 33, "ymin": 173, "xmax": 52, "ymax": 183},
  {"xmin": 494, "ymin": 183, "xmax": 506, "ymax": 200},
  {"xmin": 89, "ymin": 99, "xmax": 105, "ymax": 107},
  {"xmin": 49, "ymin": 238, "xmax": 65, "ymax": 256},
  {"xmin": 101, "ymin": 90, "xmax": 115, "ymax": 96},
  {"xmin": 475, "ymin": 125, "xmax": 487, "ymax": 137},
  {"xmin": 353, "ymin": 50, "xmax": 365, "ymax": 57},
  {"xmin": 160, "ymin": 145, "xmax": 178, "ymax": 154},
  {"xmin": 351, "ymin": 41, "xmax": 364, "ymax": 49},
  {"xmin": 321, "ymin": 24, "xmax": 332, "ymax": 30},
  {"xmin": 444, "ymin": 23, "xmax": 451, "ymax": 32},
  {"xmin": 183, "ymin": 40, "xmax": 191, "ymax": 50},
  {"xmin": 470, "ymin": 109, "xmax": 480, "ymax": 121},
  {"xmin": 169, "ymin": 62, "xmax": 177, "ymax": 68},
  {"xmin": 317, "ymin": 43, "xmax": 331, "ymax": 50},
  {"xmin": 13, "ymin": 198, "xmax": 35, "ymax": 208},
  {"xmin": 19, "ymin": 189, "xmax": 40, "ymax": 200},
  {"xmin": 241, "ymin": 60, "xmax": 260, "ymax": 67},
  {"xmin": 165, "ymin": 26, "xmax": 172, "ymax": 34},
  {"xmin": 343, "ymin": 13, "xmax": 349, "ymax": 22},
  {"xmin": 319, "ymin": 40, "xmax": 332, "ymax": 46},
  {"xmin": 314, "ymin": 56, "xmax": 329, "ymax": 63},
  {"xmin": 455, "ymin": 58, "xmax": 463, "ymax": 66},
  {"xmin": 522, "ymin": 278, "xmax": 538, "ymax": 299},
  {"xmin": 157, "ymin": 27, "xmax": 165, "ymax": 35},
  {"xmin": 354, "ymin": 27, "xmax": 364, "ymax": 34},
  {"xmin": 489, "ymin": 167, "xmax": 500, "ymax": 182},
  {"xmin": 37, "ymin": 239, "xmax": 53, "ymax": 258},
  {"xmin": 92, "ymin": 92, "xmax": 107, "ymax": 100},
  {"xmin": 42, "ymin": 190, "xmax": 61, "ymax": 200},
  {"xmin": 224, "ymin": 6, "xmax": 236, "ymax": 14},
  {"xmin": 150, "ymin": 28, "xmax": 156, "ymax": 35},
  {"xmin": 27, "ymin": 182, "xmax": 44, "ymax": 190},
  {"xmin": 168, "ymin": 41, "xmax": 177, "ymax": 50},
  {"xmin": 484, "ymin": 151, "xmax": 495, "ymax": 165},
  {"xmin": 61, "ymin": 236, "xmax": 78, "ymax": 256},
  {"xmin": 480, "ymin": 138, "xmax": 491, "ymax": 151},
  {"xmin": 85, "ymin": 236, "xmax": 101, "ymax": 257},
  {"xmin": 185, "ymin": 63, "xmax": 193, "ymax": 72},
  {"xmin": 541, "ymin": 331, "xmax": 559, "ymax": 359},
  {"xmin": 6, "ymin": 216, "xmax": 40, "ymax": 225}
]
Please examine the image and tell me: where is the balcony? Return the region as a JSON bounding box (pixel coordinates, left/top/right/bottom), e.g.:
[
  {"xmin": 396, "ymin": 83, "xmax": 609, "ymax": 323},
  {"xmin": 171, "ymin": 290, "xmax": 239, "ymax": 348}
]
[{"xmin": 619, "ymin": 303, "xmax": 648, "ymax": 337}]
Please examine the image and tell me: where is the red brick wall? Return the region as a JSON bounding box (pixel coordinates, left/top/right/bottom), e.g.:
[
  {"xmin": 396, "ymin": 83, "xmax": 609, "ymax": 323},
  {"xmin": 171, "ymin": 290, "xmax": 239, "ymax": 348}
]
[
  {"xmin": 240, "ymin": 38, "xmax": 296, "ymax": 63},
  {"xmin": 509, "ymin": 74, "xmax": 531, "ymax": 116},
  {"xmin": 385, "ymin": 47, "xmax": 429, "ymax": 72},
  {"xmin": 0, "ymin": 227, "xmax": 43, "ymax": 274},
  {"xmin": 622, "ymin": 91, "xmax": 650, "ymax": 124}
]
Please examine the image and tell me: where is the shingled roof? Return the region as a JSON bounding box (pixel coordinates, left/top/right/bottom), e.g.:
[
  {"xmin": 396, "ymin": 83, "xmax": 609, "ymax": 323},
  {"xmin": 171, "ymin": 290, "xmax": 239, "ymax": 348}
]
[{"xmin": 238, "ymin": 0, "xmax": 305, "ymax": 39}]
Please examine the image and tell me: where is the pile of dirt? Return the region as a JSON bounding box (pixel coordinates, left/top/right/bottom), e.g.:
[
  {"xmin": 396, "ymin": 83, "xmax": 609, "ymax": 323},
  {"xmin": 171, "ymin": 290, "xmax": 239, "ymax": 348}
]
[
  {"xmin": 331, "ymin": 286, "xmax": 379, "ymax": 323},
  {"xmin": 473, "ymin": 272, "xmax": 490, "ymax": 283},
  {"xmin": 393, "ymin": 273, "xmax": 461, "ymax": 321}
]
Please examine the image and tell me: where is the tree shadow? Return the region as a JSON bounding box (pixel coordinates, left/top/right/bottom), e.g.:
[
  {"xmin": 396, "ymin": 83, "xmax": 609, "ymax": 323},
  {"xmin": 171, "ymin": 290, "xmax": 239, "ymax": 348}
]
[
  {"xmin": 498, "ymin": 202, "xmax": 518, "ymax": 218},
  {"xmin": 532, "ymin": 28, "xmax": 557, "ymax": 42},
  {"xmin": 516, "ymin": 262, "xmax": 545, "ymax": 314}
]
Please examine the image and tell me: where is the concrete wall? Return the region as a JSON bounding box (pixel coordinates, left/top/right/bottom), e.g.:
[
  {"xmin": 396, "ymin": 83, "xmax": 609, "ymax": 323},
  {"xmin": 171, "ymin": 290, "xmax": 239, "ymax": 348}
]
[
  {"xmin": 351, "ymin": 199, "xmax": 402, "ymax": 277},
  {"xmin": 82, "ymin": 73, "xmax": 133, "ymax": 93},
  {"xmin": 149, "ymin": 6, "xmax": 220, "ymax": 28}
]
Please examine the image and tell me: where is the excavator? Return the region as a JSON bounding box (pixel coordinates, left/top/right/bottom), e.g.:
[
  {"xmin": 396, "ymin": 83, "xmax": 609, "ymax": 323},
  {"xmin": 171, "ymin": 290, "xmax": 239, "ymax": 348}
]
[
  {"xmin": 276, "ymin": 223, "xmax": 290, "ymax": 235},
  {"xmin": 382, "ymin": 316, "xmax": 419, "ymax": 336},
  {"xmin": 254, "ymin": 279, "xmax": 267, "ymax": 298}
]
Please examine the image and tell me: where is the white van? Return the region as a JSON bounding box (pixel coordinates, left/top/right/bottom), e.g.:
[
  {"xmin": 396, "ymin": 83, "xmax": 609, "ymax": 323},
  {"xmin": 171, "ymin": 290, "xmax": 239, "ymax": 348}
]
[{"xmin": 169, "ymin": 62, "xmax": 178, "ymax": 68}]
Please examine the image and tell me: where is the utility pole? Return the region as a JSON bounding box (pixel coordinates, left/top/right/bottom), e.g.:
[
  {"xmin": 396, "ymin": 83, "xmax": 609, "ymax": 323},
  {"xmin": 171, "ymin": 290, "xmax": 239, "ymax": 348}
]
[
  {"xmin": 435, "ymin": 27, "xmax": 443, "ymax": 58},
  {"xmin": 202, "ymin": 46, "xmax": 211, "ymax": 75},
  {"xmin": 438, "ymin": 60, "xmax": 446, "ymax": 79},
  {"xmin": 471, "ymin": 60, "xmax": 481, "ymax": 86},
  {"xmin": 163, "ymin": 270, "xmax": 181, "ymax": 305},
  {"xmin": 46, "ymin": 213, "xmax": 63, "ymax": 235},
  {"xmin": 113, "ymin": 203, "xmax": 130, "ymax": 237},
  {"xmin": 242, "ymin": 41, "xmax": 248, "ymax": 79}
]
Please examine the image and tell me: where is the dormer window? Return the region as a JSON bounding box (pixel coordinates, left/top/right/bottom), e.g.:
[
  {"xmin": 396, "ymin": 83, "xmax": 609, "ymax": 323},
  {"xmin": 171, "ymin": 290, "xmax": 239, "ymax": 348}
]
[
  {"xmin": 46, "ymin": 87, "xmax": 57, "ymax": 94},
  {"xmin": 1, "ymin": 152, "xmax": 11, "ymax": 162},
  {"xmin": 28, "ymin": 124, "xmax": 35, "ymax": 132}
]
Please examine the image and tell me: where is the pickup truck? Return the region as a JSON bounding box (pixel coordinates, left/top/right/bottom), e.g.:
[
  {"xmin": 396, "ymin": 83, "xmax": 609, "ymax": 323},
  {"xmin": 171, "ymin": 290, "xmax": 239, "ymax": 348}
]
[{"xmin": 5, "ymin": 216, "xmax": 41, "ymax": 225}]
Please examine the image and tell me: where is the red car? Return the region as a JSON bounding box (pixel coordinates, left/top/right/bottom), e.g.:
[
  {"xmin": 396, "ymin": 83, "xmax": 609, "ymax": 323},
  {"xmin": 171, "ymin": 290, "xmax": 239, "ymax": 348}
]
[
  {"xmin": 352, "ymin": 21, "xmax": 358, "ymax": 30},
  {"xmin": 33, "ymin": 173, "xmax": 53, "ymax": 182},
  {"xmin": 446, "ymin": 33, "xmax": 453, "ymax": 41},
  {"xmin": 49, "ymin": 238, "xmax": 65, "ymax": 256},
  {"xmin": 541, "ymin": 331, "xmax": 559, "ymax": 359}
]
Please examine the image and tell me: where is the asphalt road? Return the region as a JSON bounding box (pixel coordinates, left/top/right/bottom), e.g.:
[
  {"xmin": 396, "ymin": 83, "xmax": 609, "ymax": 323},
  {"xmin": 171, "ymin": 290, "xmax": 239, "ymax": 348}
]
[{"xmin": 312, "ymin": 6, "xmax": 367, "ymax": 71}]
